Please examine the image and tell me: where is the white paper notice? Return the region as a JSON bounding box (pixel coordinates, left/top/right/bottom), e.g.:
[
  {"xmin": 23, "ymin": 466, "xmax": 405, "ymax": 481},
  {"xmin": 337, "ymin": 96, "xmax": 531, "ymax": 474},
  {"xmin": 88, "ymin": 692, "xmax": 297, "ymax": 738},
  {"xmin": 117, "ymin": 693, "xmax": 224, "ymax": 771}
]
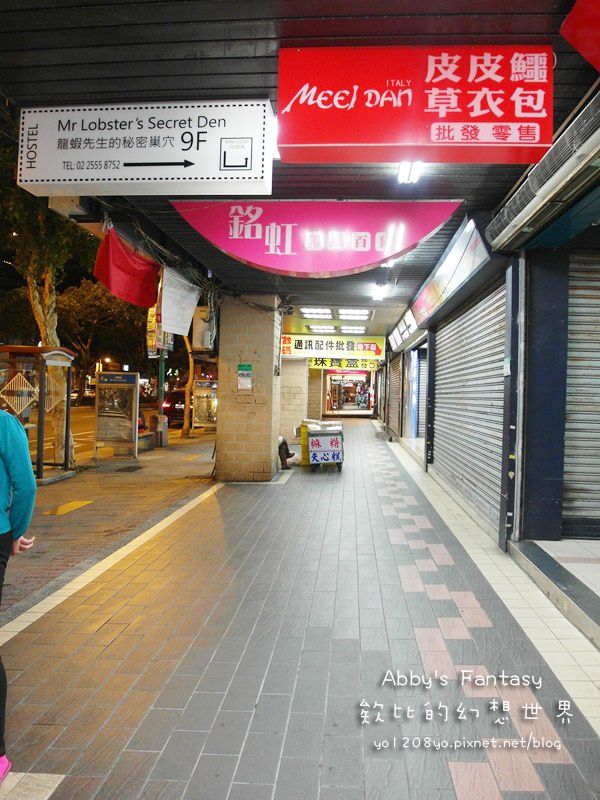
[{"xmin": 161, "ymin": 268, "xmax": 202, "ymax": 336}]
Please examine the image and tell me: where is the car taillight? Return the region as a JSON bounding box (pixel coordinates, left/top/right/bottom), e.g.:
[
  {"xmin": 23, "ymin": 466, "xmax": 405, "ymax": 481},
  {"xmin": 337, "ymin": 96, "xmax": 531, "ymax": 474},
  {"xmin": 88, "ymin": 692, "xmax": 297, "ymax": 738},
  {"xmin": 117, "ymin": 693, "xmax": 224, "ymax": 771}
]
[{"xmin": 162, "ymin": 401, "xmax": 171, "ymax": 408}]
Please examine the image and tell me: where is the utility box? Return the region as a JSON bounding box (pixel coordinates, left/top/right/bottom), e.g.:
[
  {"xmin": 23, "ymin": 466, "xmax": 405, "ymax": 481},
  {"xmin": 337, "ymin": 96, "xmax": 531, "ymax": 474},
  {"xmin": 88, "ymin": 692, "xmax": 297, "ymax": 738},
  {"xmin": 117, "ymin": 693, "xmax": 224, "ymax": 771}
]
[{"xmin": 149, "ymin": 413, "xmax": 169, "ymax": 447}]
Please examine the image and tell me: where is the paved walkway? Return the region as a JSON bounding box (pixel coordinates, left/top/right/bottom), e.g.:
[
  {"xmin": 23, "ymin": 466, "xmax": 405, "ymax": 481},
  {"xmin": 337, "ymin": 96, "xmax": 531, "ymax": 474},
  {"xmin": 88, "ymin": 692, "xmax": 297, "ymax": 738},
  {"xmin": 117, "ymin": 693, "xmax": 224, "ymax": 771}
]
[
  {"xmin": 2, "ymin": 431, "xmax": 215, "ymax": 615},
  {"xmin": 537, "ymin": 539, "xmax": 600, "ymax": 597},
  {"xmin": 0, "ymin": 420, "xmax": 599, "ymax": 800}
]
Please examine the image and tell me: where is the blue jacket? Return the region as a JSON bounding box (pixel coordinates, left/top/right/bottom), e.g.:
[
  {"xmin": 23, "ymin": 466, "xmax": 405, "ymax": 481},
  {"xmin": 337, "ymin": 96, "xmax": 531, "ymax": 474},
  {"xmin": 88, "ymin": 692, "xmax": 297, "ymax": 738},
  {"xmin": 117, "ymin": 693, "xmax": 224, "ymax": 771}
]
[{"xmin": 0, "ymin": 410, "xmax": 37, "ymax": 539}]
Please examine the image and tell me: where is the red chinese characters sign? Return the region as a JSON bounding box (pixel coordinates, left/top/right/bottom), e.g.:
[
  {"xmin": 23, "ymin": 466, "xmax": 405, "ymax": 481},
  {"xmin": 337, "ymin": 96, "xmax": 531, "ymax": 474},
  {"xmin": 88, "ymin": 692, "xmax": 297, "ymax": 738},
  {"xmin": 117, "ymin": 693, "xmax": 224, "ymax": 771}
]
[
  {"xmin": 278, "ymin": 46, "xmax": 553, "ymax": 164},
  {"xmin": 171, "ymin": 200, "xmax": 461, "ymax": 278}
]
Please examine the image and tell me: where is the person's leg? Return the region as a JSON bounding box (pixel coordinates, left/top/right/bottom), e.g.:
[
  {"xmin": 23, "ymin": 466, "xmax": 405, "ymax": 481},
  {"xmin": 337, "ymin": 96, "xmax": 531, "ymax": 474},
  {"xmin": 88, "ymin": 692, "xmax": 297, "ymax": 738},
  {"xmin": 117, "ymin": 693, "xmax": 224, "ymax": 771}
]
[
  {"xmin": 281, "ymin": 437, "xmax": 298, "ymax": 464},
  {"xmin": 0, "ymin": 533, "xmax": 12, "ymax": 764},
  {"xmin": 278, "ymin": 441, "xmax": 290, "ymax": 469}
]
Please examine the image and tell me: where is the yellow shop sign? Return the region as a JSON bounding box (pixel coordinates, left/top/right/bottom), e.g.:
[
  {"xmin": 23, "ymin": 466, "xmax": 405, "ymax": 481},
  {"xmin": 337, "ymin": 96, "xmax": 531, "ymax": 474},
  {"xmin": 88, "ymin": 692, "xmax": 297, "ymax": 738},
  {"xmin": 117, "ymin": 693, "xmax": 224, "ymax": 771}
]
[
  {"xmin": 308, "ymin": 358, "xmax": 378, "ymax": 371},
  {"xmin": 282, "ymin": 334, "xmax": 384, "ymax": 360}
]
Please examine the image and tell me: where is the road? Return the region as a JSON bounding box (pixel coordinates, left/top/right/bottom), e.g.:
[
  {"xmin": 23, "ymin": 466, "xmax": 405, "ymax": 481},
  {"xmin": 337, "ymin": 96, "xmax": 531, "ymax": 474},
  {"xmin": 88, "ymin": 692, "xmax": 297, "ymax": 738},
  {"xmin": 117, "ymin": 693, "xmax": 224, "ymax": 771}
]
[
  {"xmin": 29, "ymin": 405, "xmax": 96, "ymax": 462},
  {"xmin": 29, "ymin": 402, "xmax": 160, "ymax": 462}
]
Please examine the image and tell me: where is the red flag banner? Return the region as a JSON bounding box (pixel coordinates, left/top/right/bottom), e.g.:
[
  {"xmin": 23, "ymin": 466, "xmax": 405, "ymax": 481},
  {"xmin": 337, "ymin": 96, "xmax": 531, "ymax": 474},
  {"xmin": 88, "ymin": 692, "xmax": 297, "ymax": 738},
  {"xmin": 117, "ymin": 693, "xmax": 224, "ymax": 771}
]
[
  {"xmin": 560, "ymin": 0, "xmax": 600, "ymax": 74},
  {"xmin": 94, "ymin": 227, "xmax": 160, "ymax": 308}
]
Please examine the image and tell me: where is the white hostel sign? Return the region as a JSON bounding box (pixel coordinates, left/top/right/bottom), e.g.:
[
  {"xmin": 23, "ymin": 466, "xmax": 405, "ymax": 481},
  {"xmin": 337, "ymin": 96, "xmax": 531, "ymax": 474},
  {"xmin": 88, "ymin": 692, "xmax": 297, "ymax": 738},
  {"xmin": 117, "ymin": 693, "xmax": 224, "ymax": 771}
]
[{"xmin": 18, "ymin": 100, "xmax": 274, "ymax": 196}]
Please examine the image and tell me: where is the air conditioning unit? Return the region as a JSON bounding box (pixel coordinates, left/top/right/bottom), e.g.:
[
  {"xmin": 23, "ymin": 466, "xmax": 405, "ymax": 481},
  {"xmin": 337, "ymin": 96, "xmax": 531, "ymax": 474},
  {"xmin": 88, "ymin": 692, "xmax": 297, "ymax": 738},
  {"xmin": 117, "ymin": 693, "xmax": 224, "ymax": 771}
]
[
  {"xmin": 192, "ymin": 306, "xmax": 216, "ymax": 352},
  {"xmin": 486, "ymin": 91, "xmax": 600, "ymax": 251}
]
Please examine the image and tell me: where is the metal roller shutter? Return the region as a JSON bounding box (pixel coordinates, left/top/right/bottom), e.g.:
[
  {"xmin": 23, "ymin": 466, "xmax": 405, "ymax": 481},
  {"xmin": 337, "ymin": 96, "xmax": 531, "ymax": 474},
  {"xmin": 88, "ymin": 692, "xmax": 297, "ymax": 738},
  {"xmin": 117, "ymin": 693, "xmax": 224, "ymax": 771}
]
[
  {"xmin": 433, "ymin": 283, "xmax": 506, "ymax": 528},
  {"xmin": 417, "ymin": 354, "xmax": 428, "ymax": 438},
  {"xmin": 563, "ymin": 259, "xmax": 600, "ymax": 537},
  {"xmin": 387, "ymin": 355, "xmax": 401, "ymax": 435},
  {"xmin": 378, "ymin": 367, "xmax": 386, "ymax": 420}
]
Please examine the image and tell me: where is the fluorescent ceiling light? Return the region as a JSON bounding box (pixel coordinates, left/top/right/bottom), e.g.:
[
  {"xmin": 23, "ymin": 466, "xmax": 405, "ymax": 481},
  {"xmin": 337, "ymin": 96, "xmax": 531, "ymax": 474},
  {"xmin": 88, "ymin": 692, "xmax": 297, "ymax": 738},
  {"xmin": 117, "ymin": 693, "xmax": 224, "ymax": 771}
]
[
  {"xmin": 338, "ymin": 308, "xmax": 370, "ymax": 320},
  {"xmin": 309, "ymin": 325, "xmax": 335, "ymax": 332},
  {"xmin": 397, "ymin": 161, "xmax": 424, "ymax": 184},
  {"xmin": 301, "ymin": 307, "xmax": 332, "ymax": 318},
  {"xmin": 341, "ymin": 326, "xmax": 366, "ymax": 333}
]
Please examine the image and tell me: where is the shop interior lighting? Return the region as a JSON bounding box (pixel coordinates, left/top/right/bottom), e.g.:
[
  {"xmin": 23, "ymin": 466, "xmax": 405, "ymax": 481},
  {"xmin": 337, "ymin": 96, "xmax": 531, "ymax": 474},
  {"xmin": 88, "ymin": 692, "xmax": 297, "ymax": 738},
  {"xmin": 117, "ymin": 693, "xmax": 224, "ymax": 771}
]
[
  {"xmin": 300, "ymin": 307, "xmax": 332, "ymax": 318},
  {"xmin": 308, "ymin": 325, "xmax": 336, "ymax": 333},
  {"xmin": 397, "ymin": 161, "xmax": 424, "ymax": 184},
  {"xmin": 338, "ymin": 309, "xmax": 370, "ymax": 320},
  {"xmin": 341, "ymin": 326, "xmax": 366, "ymax": 333}
]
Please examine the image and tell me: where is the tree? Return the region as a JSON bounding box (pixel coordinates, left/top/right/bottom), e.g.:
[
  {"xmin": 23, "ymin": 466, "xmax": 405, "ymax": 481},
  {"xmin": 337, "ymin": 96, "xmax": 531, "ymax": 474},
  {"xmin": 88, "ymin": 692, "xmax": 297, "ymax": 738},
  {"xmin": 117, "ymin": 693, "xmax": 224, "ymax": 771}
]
[
  {"xmin": 0, "ymin": 188, "xmax": 97, "ymax": 349},
  {"xmin": 57, "ymin": 279, "xmax": 142, "ymax": 402},
  {"xmin": 181, "ymin": 335, "xmax": 194, "ymax": 439},
  {"xmin": 97, "ymin": 301, "xmax": 147, "ymax": 375},
  {"xmin": 0, "ymin": 287, "xmax": 37, "ymax": 344},
  {"xmin": 0, "ymin": 140, "xmax": 98, "ymax": 462}
]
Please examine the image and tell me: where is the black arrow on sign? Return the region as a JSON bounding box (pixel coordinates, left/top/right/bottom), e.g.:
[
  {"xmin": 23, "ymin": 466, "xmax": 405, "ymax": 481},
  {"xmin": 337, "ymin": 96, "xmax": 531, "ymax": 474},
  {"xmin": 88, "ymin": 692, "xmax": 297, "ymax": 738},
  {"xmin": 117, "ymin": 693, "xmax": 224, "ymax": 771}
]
[{"xmin": 123, "ymin": 160, "xmax": 194, "ymax": 168}]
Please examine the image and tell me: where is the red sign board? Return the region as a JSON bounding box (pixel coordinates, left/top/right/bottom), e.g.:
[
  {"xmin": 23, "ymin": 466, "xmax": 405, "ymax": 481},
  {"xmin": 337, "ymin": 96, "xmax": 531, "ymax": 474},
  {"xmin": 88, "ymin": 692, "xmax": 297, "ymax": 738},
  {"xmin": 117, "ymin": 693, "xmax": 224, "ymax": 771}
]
[
  {"xmin": 172, "ymin": 200, "xmax": 461, "ymax": 278},
  {"xmin": 561, "ymin": 0, "xmax": 600, "ymax": 74},
  {"xmin": 278, "ymin": 46, "xmax": 553, "ymax": 164}
]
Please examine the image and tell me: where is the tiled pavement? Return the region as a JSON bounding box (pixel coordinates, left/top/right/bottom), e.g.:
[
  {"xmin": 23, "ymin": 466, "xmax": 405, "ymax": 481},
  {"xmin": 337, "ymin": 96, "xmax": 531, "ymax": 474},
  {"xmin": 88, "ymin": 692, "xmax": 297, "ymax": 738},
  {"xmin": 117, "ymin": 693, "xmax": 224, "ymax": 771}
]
[
  {"xmin": 1, "ymin": 432, "xmax": 215, "ymax": 614},
  {"xmin": 0, "ymin": 420, "xmax": 599, "ymax": 800},
  {"xmin": 537, "ymin": 539, "xmax": 600, "ymax": 597}
]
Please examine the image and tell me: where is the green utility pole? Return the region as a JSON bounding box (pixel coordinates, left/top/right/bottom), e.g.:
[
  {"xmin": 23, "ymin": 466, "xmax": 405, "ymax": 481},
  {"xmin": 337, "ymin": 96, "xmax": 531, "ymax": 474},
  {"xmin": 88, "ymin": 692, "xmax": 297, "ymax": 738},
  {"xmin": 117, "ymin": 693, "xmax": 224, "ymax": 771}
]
[{"xmin": 158, "ymin": 345, "xmax": 165, "ymax": 407}]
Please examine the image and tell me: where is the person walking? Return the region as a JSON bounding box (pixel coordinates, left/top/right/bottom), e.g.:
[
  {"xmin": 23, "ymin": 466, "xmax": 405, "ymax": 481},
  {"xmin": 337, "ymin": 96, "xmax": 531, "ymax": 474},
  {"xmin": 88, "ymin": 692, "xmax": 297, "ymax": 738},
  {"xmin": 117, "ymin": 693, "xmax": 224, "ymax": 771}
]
[{"xmin": 0, "ymin": 410, "xmax": 36, "ymax": 784}]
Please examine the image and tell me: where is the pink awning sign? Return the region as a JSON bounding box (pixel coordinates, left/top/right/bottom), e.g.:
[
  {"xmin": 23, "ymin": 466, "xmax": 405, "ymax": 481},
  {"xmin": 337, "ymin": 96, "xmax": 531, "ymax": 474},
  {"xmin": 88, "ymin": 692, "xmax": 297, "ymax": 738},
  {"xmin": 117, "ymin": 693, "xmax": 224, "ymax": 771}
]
[{"xmin": 171, "ymin": 200, "xmax": 462, "ymax": 278}]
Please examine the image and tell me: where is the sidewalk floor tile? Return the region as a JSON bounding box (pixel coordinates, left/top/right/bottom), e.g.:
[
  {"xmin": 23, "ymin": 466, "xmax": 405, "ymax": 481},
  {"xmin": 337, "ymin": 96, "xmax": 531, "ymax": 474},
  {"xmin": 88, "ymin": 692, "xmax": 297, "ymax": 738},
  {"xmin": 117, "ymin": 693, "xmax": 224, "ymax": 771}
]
[{"xmin": 0, "ymin": 421, "xmax": 597, "ymax": 800}]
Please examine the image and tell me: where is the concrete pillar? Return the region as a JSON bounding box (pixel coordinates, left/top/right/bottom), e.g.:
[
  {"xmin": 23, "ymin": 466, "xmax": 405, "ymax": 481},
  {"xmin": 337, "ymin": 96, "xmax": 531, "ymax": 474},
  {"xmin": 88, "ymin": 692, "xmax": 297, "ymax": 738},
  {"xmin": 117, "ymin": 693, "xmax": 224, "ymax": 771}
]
[
  {"xmin": 307, "ymin": 368, "xmax": 322, "ymax": 419},
  {"xmin": 280, "ymin": 359, "xmax": 308, "ymax": 443},
  {"xmin": 216, "ymin": 295, "xmax": 281, "ymax": 481}
]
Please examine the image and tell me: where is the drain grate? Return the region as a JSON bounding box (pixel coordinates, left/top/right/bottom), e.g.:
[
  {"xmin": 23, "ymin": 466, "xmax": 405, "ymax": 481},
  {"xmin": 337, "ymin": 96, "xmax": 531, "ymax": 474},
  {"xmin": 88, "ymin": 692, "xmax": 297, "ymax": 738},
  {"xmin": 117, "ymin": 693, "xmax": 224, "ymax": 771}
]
[{"xmin": 115, "ymin": 465, "xmax": 143, "ymax": 473}]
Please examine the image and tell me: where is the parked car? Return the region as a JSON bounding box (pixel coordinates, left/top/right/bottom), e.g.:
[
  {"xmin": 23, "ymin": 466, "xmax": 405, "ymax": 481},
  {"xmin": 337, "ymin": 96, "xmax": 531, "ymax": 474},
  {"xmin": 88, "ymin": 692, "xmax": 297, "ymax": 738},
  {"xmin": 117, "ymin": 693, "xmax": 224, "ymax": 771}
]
[
  {"xmin": 161, "ymin": 388, "xmax": 192, "ymax": 427},
  {"xmin": 138, "ymin": 408, "xmax": 147, "ymax": 432}
]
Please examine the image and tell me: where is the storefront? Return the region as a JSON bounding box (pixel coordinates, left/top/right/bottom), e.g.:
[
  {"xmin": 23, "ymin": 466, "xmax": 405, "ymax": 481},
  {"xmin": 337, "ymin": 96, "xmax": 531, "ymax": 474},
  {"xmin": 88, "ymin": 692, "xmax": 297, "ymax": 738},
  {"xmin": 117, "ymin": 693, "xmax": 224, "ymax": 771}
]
[
  {"xmin": 376, "ymin": 364, "xmax": 386, "ymax": 421},
  {"xmin": 383, "ymin": 340, "xmax": 427, "ymax": 452},
  {"xmin": 383, "ymin": 340, "xmax": 428, "ymax": 460},
  {"xmin": 386, "ymin": 354, "xmax": 401, "ymax": 436},
  {"xmin": 400, "ymin": 342, "xmax": 428, "ymax": 444},
  {"xmin": 324, "ymin": 369, "xmax": 374, "ymax": 416},
  {"xmin": 430, "ymin": 281, "xmax": 506, "ymax": 532},
  {"xmin": 562, "ymin": 255, "xmax": 600, "ymax": 538},
  {"xmin": 280, "ymin": 335, "xmax": 384, "ymax": 420},
  {"xmin": 518, "ymin": 248, "xmax": 600, "ymax": 544},
  {"xmin": 385, "ymin": 217, "xmax": 512, "ymax": 541}
]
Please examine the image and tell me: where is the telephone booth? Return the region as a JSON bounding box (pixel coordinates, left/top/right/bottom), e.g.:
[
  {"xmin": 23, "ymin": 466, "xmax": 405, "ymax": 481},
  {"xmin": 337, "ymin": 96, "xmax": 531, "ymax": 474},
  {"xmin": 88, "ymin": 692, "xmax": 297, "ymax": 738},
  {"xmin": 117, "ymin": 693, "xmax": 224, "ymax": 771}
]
[{"xmin": 0, "ymin": 346, "xmax": 75, "ymax": 479}]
